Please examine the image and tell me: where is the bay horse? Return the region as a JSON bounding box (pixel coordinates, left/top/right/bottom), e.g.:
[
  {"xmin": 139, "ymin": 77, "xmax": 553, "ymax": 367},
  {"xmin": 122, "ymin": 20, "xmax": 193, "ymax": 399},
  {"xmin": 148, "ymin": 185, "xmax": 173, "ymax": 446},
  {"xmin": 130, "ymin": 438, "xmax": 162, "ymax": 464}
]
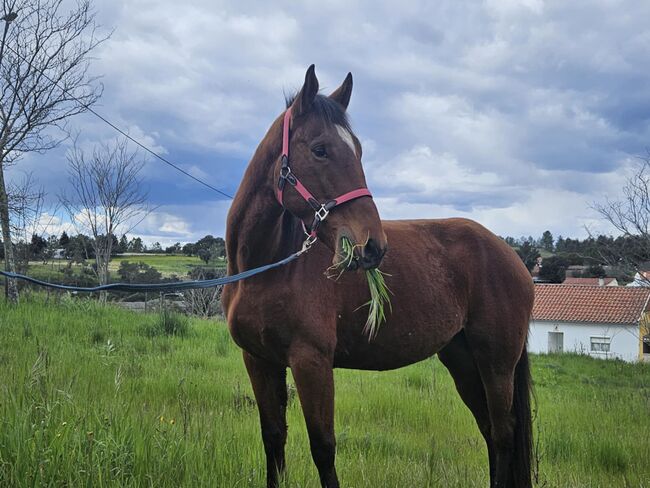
[{"xmin": 222, "ymin": 65, "xmax": 534, "ymax": 488}]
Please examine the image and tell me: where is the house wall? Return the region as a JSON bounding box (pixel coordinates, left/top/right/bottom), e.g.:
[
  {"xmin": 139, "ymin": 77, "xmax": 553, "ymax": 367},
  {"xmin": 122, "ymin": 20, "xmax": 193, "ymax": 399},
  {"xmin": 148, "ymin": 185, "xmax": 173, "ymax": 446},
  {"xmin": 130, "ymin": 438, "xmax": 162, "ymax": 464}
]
[
  {"xmin": 640, "ymin": 314, "xmax": 650, "ymax": 363},
  {"xmin": 528, "ymin": 320, "xmax": 640, "ymax": 362}
]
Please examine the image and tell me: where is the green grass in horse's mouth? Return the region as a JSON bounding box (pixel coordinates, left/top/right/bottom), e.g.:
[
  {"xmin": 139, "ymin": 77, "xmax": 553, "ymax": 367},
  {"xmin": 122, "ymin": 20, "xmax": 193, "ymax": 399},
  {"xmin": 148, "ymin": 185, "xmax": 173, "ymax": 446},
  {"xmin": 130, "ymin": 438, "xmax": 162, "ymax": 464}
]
[{"xmin": 328, "ymin": 237, "xmax": 392, "ymax": 340}]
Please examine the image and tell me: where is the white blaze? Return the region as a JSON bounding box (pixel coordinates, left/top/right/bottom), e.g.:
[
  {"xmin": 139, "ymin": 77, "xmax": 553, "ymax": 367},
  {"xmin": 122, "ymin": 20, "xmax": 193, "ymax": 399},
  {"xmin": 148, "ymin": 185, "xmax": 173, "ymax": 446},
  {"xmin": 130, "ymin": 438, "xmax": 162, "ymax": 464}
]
[{"xmin": 335, "ymin": 125, "xmax": 357, "ymax": 156}]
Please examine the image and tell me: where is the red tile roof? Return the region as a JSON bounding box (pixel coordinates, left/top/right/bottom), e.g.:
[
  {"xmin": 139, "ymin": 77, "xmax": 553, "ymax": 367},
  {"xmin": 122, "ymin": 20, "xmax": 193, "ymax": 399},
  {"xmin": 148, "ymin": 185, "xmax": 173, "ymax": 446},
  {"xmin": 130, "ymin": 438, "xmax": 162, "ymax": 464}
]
[
  {"xmin": 562, "ymin": 277, "xmax": 616, "ymax": 285},
  {"xmin": 532, "ymin": 284, "xmax": 650, "ymax": 325}
]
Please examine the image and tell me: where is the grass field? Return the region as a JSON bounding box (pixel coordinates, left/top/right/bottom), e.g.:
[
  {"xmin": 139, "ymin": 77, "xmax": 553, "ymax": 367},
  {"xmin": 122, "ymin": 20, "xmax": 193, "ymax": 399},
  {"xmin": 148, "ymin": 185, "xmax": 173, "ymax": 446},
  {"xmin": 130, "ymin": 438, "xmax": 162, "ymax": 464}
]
[
  {"xmin": 0, "ymin": 295, "xmax": 648, "ymax": 487},
  {"xmin": 12, "ymin": 254, "xmax": 223, "ymax": 284},
  {"xmin": 109, "ymin": 254, "xmax": 225, "ymax": 276}
]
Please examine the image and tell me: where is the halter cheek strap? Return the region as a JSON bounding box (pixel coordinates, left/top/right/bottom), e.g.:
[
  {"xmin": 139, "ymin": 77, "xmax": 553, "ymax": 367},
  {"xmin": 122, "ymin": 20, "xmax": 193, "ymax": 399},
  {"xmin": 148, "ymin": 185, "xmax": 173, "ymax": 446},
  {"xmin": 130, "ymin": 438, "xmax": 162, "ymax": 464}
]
[{"xmin": 276, "ymin": 106, "xmax": 373, "ymax": 245}]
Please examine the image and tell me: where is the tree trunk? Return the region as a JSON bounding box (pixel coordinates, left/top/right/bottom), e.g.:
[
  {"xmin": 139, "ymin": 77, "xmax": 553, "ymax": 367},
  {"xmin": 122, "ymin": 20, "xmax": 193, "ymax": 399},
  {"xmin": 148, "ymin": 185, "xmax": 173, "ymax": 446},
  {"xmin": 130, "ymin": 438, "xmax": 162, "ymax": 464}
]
[
  {"xmin": 0, "ymin": 161, "xmax": 18, "ymax": 303},
  {"xmin": 94, "ymin": 241, "xmax": 112, "ymax": 303}
]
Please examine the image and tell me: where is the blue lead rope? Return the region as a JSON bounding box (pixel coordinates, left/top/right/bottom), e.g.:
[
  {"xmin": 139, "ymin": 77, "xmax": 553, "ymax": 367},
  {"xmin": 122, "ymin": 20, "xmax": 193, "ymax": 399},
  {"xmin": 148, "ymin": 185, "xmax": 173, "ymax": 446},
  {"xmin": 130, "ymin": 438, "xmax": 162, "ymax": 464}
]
[{"xmin": 0, "ymin": 250, "xmax": 304, "ymax": 293}]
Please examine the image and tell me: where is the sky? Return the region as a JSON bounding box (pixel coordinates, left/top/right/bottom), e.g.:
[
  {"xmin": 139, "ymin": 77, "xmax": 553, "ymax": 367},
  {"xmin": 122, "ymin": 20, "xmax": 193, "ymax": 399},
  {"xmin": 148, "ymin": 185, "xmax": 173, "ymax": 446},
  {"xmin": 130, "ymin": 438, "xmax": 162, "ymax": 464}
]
[{"xmin": 11, "ymin": 0, "xmax": 650, "ymax": 246}]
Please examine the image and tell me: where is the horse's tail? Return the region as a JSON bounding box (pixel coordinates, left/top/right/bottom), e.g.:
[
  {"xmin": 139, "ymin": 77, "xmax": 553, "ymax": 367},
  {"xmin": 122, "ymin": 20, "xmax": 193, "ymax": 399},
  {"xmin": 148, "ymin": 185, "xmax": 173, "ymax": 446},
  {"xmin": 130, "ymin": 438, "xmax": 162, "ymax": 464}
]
[{"xmin": 510, "ymin": 346, "xmax": 533, "ymax": 488}]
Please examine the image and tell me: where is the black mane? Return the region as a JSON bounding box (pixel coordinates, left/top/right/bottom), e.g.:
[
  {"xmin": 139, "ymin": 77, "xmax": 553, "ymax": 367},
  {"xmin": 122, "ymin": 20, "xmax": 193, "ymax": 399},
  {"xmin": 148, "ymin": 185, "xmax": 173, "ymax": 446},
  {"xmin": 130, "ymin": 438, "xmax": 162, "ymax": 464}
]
[{"xmin": 284, "ymin": 93, "xmax": 353, "ymax": 133}]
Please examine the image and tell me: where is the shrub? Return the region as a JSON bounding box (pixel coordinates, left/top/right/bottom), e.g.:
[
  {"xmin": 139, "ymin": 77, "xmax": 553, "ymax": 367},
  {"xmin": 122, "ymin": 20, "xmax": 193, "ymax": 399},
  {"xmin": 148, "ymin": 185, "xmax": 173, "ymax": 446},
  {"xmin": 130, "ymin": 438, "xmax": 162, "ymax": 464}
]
[
  {"xmin": 183, "ymin": 267, "xmax": 226, "ymax": 317},
  {"xmin": 143, "ymin": 307, "xmax": 190, "ymax": 337},
  {"xmin": 117, "ymin": 261, "xmax": 162, "ymax": 284}
]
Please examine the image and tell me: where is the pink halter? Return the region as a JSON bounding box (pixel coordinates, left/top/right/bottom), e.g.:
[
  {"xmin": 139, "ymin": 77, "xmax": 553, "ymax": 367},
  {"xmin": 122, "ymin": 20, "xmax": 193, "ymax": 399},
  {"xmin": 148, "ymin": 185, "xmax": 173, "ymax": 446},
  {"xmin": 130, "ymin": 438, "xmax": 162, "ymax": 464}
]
[{"xmin": 276, "ymin": 106, "xmax": 373, "ymax": 240}]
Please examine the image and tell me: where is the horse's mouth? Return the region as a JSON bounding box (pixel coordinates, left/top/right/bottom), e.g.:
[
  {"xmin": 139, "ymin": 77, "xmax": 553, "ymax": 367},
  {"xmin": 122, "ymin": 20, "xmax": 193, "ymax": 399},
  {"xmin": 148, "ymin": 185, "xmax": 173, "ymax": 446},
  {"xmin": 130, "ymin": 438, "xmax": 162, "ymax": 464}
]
[
  {"xmin": 336, "ymin": 254, "xmax": 361, "ymax": 272},
  {"xmin": 326, "ymin": 238, "xmax": 361, "ymax": 279},
  {"xmin": 343, "ymin": 256, "xmax": 360, "ymax": 271}
]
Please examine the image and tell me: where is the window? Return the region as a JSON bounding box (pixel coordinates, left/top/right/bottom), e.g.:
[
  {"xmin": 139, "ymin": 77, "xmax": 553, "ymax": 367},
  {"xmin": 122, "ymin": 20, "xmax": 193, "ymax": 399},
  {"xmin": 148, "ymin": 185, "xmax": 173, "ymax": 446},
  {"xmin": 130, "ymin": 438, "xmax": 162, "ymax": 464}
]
[
  {"xmin": 590, "ymin": 336, "xmax": 611, "ymax": 353},
  {"xmin": 643, "ymin": 335, "xmax": 650, "ymax": 355}
]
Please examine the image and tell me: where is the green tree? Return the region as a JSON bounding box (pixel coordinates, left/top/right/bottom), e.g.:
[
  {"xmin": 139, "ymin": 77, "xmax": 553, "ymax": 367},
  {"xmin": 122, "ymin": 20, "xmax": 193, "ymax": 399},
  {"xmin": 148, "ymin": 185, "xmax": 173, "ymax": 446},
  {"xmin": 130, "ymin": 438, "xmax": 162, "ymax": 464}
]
[
  {"xmin": 538, "ymin": 256, "xmax": 569, "ymax": 283},
  {"xmin": 540, "ymin": 230, "xmax": 554, "ymax": 252},
  {"xmin": 503, "ymin": 236, "xmax": 517, "ymax": 247},
  {"xmin": 44, "ymin": 235, "xmax": 59, "ymax": 262},
  {"xmin": 584, "ymin": 264, "xmax": 607, "ymax": 278},
  {"xmin": 516, "ymin": 240, "xmax": 540, "ymax": 272},
  {"xmin": 65, "ymin": 234, "xmax": 94, "ymax": 263},
  {"xmin": 117, "ymin": 234, "xmax": 128, "ymax": 254},
  {"xmin": 59, "ymin": 231, "xmax": 70, "ymax": 249},
  {"xmin": 128, "ymin": 237, "xmax": 144, "ymax": 253},
  {"xmin": 165, "ymin": 242, "xmax": 181, "ymax": 254},
  {"xmin": 182, "ymin": 242, "xmax": 196, "ymax": 256},
  {"xmin": 28, "ymin": 233, "xmax": 47, "ymax": 261},
  {"xmin": 194, "ymin": 235, "xmax": 225, "ymax": 263}
]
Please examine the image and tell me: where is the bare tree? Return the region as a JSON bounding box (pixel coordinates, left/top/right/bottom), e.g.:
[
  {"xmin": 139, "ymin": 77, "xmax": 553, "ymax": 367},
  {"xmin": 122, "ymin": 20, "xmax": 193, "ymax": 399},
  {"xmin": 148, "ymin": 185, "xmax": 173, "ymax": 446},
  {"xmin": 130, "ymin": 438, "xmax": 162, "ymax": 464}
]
[
  {"xmin": 593, "ymin": 155, "xmax": 650, "ymax": 282},
  {"xmin": 60, "ymin": 138, "xmax": 151, "ymax": 300},
  {"xmin": 7, "ymin": 171, "xmax": 45, "ymax": 269},
  {"xmin": 7, "ymin": 172, "xmax": 45, "ymax": 235},
  {"xmin": 8, "ymin": 173, "xmax": 65, "ymax": 268},
  {"xmin": 0, "ymin": 0, "xmax": 107, "ymax": 302}
]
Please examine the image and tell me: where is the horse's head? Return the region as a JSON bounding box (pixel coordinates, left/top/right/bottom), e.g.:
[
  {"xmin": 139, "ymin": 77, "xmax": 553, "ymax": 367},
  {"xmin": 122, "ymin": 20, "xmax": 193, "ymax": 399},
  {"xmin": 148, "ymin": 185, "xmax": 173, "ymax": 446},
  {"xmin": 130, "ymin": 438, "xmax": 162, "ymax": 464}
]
[{"xmin": 275, "ymin": 65, "xmax": 387, "ymax": 270}]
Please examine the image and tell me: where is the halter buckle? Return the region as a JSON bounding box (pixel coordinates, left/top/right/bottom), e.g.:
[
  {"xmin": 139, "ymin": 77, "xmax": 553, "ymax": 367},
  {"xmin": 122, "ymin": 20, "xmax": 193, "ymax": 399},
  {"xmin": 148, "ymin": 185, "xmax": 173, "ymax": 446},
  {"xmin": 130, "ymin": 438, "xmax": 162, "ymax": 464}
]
[{"xmin": 315, "ymin": 204, "xmax": 329, "ymax": 222}]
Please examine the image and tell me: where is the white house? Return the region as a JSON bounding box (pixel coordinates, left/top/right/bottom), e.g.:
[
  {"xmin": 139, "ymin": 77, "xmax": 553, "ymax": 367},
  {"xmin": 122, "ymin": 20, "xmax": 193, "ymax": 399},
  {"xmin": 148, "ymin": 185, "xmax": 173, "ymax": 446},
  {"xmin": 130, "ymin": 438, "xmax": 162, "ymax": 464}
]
[
  {"xmin": 626, "ymin": 271, "xmax": 650, "ymax": 287},
  {"xmin": 529, "ymin": 284, "xmax": 650, "ymax": 362}
]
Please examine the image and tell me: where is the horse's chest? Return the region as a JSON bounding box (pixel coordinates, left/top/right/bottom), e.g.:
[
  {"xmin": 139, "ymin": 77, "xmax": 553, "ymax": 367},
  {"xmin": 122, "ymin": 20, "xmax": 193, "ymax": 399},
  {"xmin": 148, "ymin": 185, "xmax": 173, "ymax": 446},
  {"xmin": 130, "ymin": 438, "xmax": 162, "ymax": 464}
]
[{"xmin": 225, "ymin": 286, "xmax": 294, "ymax": 363}]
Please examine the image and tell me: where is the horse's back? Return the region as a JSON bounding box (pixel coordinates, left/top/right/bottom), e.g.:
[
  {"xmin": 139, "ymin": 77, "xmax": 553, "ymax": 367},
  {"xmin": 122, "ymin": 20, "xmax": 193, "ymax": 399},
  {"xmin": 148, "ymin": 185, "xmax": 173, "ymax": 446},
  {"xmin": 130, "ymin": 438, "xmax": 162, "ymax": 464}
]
[
  {"xmin": 382, "ymin": 217, "xmax": 534, "ymax": 320},
  {"xmin": 383, "ymin": 217, "xmax": 532, "ymax": 293}
]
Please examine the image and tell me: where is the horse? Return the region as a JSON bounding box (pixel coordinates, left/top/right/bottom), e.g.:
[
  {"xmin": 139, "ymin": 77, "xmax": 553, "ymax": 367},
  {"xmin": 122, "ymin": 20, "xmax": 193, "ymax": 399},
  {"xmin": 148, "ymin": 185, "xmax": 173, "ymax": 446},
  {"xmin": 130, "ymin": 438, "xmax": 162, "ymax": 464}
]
[{"xmin": 222, "ymin": 65, "xmax": 534, "ymax": 488}]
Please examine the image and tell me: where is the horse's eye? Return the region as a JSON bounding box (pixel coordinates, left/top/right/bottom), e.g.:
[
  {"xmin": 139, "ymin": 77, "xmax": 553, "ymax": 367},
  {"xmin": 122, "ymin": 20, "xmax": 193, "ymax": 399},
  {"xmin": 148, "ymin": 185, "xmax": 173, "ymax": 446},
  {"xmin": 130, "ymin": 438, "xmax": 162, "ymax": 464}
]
[{"xmin": 311, "ymin": 145, "xmax": 327, "ymax": 159}]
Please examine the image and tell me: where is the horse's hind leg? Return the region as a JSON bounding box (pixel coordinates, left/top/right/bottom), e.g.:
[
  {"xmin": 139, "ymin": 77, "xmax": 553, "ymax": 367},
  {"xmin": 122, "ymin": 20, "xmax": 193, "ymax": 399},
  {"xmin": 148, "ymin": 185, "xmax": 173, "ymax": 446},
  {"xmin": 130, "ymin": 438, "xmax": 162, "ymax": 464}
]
[
  {"xmin": 466, "ymin": 325, "xmax": 532, "ymax": 488},
  {"xmin": 243, "ymin": 351, "xmax": 288, "ymax": 488},
  {"xmin": 438, "ymin": 330, "xmax": 496, "ymax": 484}
]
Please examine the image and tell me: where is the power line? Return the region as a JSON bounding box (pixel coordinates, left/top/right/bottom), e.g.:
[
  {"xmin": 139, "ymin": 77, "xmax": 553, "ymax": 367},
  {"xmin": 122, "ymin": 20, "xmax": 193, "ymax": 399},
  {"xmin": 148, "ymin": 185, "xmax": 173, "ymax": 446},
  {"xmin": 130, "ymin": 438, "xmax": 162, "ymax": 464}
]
[
  {"xmin": 75, "ymin": 105, "xmax": 234, "ymax": 199},
  {"xmin": 3, "ymin": 43, "xmax": 234, "ymax": 200}
]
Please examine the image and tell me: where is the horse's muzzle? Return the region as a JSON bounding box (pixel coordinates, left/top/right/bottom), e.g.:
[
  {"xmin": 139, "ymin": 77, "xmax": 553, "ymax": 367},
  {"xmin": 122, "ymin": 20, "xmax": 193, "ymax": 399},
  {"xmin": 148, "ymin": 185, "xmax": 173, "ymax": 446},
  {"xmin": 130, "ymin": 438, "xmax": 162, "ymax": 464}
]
[{"xmin": 360, "ymin": 238, "xmax": 386, "ymax": 270}]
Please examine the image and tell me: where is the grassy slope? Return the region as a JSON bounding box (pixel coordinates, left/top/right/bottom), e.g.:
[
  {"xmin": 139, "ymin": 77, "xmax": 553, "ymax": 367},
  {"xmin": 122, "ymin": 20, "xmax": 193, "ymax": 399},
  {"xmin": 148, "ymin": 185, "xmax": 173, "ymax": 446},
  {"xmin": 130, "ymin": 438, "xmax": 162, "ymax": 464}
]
[{"xmin": 0, "ymin": 296, "xmax": 648, "ymax": 487}]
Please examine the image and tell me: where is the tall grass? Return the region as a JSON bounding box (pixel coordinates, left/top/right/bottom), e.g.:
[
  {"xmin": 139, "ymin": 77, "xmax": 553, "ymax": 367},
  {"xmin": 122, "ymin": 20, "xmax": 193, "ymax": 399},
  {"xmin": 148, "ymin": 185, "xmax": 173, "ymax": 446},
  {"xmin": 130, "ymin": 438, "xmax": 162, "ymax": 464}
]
[{"xmin": 0, "ymin": 295, "xmax": 648, "ymax": 487}]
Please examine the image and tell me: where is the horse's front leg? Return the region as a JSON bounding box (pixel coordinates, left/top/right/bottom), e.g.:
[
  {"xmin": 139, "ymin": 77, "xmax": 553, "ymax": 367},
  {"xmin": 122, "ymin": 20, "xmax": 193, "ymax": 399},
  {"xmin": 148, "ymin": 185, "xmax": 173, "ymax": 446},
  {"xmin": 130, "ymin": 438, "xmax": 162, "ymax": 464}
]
[
  {"xmin": 289, "ymin": 345, "xmax": 339, "ymax": 488},
  {"xmin": 243, "ymin": 351, "xmax": 288, "ymax": 488}
]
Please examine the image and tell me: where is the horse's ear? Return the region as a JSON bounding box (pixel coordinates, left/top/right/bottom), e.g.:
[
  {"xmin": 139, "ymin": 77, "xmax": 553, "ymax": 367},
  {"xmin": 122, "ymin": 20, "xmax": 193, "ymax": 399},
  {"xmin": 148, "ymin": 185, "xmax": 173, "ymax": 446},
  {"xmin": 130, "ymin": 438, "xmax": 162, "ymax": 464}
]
[
  {"xmin": 292, "ymin": 64, "xmax": 319, "ymax": 117},
  {"xmin": 329, "ymin": 72, "xmax": 353, "ymax": 110}
]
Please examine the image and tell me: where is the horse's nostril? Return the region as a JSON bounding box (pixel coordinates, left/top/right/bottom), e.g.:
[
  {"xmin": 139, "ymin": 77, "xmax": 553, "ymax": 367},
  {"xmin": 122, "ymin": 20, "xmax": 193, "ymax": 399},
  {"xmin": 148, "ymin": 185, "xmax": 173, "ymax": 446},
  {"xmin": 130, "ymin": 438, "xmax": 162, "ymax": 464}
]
[
  {"xmin": 361, "ymin": 239, "xmax": 385, "ymax": 269},
  {"xmin": 364, "ymin": 239, "xmax": 379, "ymax": 258}
]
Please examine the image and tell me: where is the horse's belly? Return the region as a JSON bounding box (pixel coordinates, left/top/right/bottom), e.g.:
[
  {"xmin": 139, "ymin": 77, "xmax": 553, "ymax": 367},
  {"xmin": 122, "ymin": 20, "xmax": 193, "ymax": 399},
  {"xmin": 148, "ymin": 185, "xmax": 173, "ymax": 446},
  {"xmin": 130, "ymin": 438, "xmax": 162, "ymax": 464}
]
[
  {"xmin": 333, "ymin": 310, "xmax": 463, "ymax": 371},
  {"xmin": 333, "ymin": 341, "xmax": 439, "ymax": 370}
]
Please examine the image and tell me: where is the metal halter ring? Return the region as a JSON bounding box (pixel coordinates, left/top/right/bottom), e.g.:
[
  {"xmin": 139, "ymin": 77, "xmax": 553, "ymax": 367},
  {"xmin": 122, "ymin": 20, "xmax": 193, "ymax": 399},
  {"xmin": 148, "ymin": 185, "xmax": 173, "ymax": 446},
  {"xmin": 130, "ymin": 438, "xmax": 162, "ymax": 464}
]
[{"xmin": 300, "ymin": 232, "xmax": 318, "ymax": 254}]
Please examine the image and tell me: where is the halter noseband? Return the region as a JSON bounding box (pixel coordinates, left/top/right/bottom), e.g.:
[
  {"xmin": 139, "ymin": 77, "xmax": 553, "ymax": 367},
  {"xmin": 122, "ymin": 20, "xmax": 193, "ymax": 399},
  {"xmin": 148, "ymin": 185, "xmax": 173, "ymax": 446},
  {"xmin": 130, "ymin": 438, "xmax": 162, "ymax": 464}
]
[{"xmin": 276, "ymin": 106, "xmax": 373, "ymax": 250}]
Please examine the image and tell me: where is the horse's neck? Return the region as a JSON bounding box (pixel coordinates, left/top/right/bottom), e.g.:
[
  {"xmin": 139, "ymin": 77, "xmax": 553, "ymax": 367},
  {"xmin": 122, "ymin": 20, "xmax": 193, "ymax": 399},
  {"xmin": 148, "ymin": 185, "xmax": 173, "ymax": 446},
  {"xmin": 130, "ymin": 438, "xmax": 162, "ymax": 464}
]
[{"xmin": 226, "ymin": 147, "xmax": 302, "ymax": 274}]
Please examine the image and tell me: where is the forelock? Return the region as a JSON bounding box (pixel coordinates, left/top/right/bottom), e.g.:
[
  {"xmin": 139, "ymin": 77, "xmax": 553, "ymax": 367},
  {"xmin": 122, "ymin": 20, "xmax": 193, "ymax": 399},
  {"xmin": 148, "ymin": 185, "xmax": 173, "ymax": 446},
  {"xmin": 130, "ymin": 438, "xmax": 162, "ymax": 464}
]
[{"xmin": 284, "ymin": 93, "xmax": 353, "ymax": 133}]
